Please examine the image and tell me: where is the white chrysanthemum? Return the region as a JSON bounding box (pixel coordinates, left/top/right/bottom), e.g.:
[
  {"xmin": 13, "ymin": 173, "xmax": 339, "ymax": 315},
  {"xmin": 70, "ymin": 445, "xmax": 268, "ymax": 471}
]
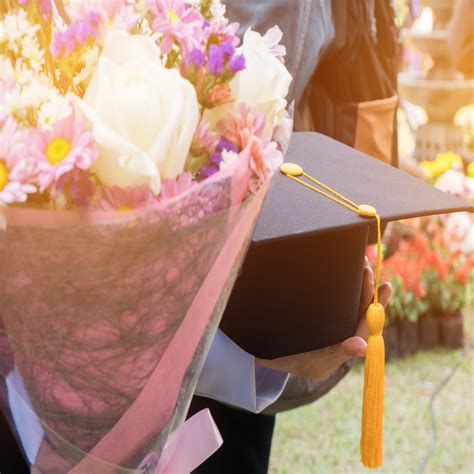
[
  {"xmin": 219, "ymin": 150, "xmax": 238, "ymax": 171},
  {"xmin": 186, "ymin": 0, "xmax": 226, "ymax": 20},
  {"xmin": 186, "ymin": 0, "xmax": 200, "ymax": 8},
  {"xmin": 13, "ymin": 59, "xmax": 37, "ymax": 86},
  {"xmin": 19, "ymin": 77, "xmax": 55, "ymax": 110},
  {"xmin": 0, "ymin": 56, "xmax": 14, "ymax": 82},
  {"xmin": 2, "ymin": 71, "xmax": 58, "ymax": 126},
  {"xmin": 0, "ymin": 9, "xmax": 39, "ymax": 55},
  {"xmin": 38, "ymin": 95, "xmax": 73, "ymax": 131},
  {"xmin": 210, "ymin": 0, "xmax": 226, "ymax": 21},
  {"xmin": 21, "ymin": 34, "xmax": 44, "ymax": 72}
]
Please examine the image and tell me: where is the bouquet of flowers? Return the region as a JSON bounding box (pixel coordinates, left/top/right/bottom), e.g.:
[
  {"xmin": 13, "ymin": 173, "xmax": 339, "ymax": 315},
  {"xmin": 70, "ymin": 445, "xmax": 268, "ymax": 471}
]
[{"xmin": 0, "ymin": 1, "xmax": 292, "ymax": 472}]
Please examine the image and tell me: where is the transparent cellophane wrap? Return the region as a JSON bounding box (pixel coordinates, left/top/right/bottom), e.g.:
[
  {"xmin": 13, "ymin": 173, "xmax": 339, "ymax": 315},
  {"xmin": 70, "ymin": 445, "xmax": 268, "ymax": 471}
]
[{"xmin": 0, "ymin": 165, "xmax": 271, "ymax": 473}]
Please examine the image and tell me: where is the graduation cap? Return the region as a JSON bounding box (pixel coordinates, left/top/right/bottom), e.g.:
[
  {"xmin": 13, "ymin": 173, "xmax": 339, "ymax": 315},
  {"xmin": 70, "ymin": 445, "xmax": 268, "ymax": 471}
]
[
  {"xmin": 221, "ymin": 131, "xmax": 471, "ymax": 358},
  {"xmin": 220, "ymin": 132, "xmax": 472, "ymax": 468}
]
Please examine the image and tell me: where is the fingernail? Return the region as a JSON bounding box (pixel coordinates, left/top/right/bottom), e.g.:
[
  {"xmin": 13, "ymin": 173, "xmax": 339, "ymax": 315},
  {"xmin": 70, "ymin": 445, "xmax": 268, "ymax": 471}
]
[{"xmin": 364, "ymin": 256, "xmax": 369, "ymax": 265}]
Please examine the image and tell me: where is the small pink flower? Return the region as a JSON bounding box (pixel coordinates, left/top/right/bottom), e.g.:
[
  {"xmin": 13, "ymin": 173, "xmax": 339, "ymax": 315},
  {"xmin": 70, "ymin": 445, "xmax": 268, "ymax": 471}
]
[
  {"xmin": 191, "ymin": 120, "xmax": 219, "ymax": 156},
  {"xmin": 29, "ymin": 111, "xmax": 99, "ymax": 193},
  {"xmin": 243, "ymin": 135, "xmax": 280, "ymax": 184},
  {"xmin": 204, "ymin": 19, "xmax": 240, "ymax": 48},
  {"xmin": 148, "ymin": 0, "xmax": 204, "ymax": 55},
  {"xmin": 261, "ymin": 139, "xmax": 283, "ymax": 174},
  {"xmin": 263, "ymin": 26, "xmax": 286, "ymax": 63},
  {"xmin": 0, "ymin": 119, "xmax": 36, "ymax": 205},
  {"xmin": 97, "ymin": 185, "xmax": 155, "ymax": 211},
  {"xmin": 219, "ymin": 103, "xmax": 266, "ymax": 150},
  {"xmin": 160, "ymin": 172, "xmax": 194, "ymax": 200},
  {"xmin": 225, "ymin": 134, "xmax": 281, "ymax": 196}
]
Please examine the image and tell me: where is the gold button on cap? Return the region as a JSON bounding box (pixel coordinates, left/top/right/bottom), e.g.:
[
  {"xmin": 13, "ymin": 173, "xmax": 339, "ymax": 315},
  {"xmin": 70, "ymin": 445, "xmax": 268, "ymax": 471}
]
[
  {"xmin": 280, "ymin": 163, "xmax": 303, "ymax": 177},
  {"xmin": 358, "ymin": 204, "xmax": 377, "ymax": 218}
]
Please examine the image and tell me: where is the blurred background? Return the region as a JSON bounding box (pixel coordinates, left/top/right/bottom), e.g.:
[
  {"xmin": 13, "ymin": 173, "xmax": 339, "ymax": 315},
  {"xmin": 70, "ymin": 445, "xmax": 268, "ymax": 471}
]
[{"xmin": 270, "ymin": 1, "xmax": 473, "ymax": 472}]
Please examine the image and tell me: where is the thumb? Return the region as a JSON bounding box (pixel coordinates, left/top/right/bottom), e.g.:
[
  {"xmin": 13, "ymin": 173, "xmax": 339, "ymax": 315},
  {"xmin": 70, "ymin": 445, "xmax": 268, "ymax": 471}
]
[{"xmin": 341, "ymin": 336, "xmax": 367, "ymax": 358}]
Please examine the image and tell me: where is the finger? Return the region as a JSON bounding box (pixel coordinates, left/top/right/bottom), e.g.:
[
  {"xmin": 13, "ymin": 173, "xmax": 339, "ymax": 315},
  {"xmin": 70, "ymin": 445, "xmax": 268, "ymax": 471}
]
[
  {"xmin": 359, "ymin": 266, "xmax": 374, "ymax": 316},
  {"xmin": 341, "ymin": 336, "xmax": 367, "ymax": 357},
  {"xmin": 378, "ymin": 282, "xmax": 392, "ymax": 307}
]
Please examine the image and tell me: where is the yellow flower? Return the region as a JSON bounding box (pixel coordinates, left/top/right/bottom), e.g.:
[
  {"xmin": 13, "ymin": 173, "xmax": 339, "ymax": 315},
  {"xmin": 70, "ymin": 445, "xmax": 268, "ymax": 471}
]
[
  {"xmin": 45, "ymin": 137, "xmax": 71, "ymax": 165},
  {"xmin": 467, "ymin": 162, "xmax": 474, "ymax": 178},
  {"xmin": 0, "ymin": 161, "xmax": 9, "ymax": 191}
]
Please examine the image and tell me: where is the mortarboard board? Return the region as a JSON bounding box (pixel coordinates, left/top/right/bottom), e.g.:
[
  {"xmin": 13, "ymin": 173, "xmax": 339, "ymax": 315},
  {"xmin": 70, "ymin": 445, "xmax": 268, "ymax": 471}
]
[
  {"xmin": 220, "ymin": 132, "xmax": 472, "ymax": 468},
  {"xmin": 220, "ymin": 132, "xmax": 472, "ymax": 360}
]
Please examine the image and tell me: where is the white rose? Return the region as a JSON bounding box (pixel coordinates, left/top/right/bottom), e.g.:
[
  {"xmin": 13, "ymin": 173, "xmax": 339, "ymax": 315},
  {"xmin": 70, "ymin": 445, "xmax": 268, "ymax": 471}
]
[
  {"xmin": 75, "ymin": 30, "xmax": 199, "ymax": 194},
  {"xmin": 231, "ymin": 28, "xmax": 292, "ymax": 139}
]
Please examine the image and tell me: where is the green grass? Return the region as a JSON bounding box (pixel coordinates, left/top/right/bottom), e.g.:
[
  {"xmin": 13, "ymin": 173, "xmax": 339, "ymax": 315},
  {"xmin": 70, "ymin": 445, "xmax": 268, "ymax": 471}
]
[{"xmin": 270, "ymin": 320, "xmax": 473, "ymax": 473}]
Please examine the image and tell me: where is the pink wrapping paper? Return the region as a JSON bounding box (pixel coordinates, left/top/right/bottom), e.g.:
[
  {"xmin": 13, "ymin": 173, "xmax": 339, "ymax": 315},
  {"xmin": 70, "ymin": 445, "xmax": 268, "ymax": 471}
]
[{"xmin": 0, "ymin": 167, "xmax": 270, "ymax": 473}]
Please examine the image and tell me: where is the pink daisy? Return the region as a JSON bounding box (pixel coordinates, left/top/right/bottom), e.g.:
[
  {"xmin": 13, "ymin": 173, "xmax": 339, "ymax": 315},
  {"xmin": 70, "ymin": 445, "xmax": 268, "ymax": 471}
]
[
  {"xmin": 204, "ymin": 19, "xmax": 240, "ymax": 48},
  {"xmin": 147, "ymin": 0, "xmax": 204, "ymax": 55},
  {"xmin": 0, "ymin": 119, "xmax": 36, "ymax": 205},
  {"xmin": 160, "ymin": 172, "xmax": 194, "ymax": 200},
  {"xmin": 29, "ymin": 111, "xmax": 99, "ymax": 193},
  {"xmin": 96, "ymin": 185, "xmax": 155, "ymax": 212},
  {"xmin": 218, "ymin": 103, "xmax": 266, "ymax": 150}
]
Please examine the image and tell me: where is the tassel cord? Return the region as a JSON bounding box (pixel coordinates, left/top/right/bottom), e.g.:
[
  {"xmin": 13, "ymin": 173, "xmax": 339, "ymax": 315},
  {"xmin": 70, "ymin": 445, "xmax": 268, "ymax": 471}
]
[{"xmin": 281, "ymin": 163, "xmax": 386, "ymax": 469}]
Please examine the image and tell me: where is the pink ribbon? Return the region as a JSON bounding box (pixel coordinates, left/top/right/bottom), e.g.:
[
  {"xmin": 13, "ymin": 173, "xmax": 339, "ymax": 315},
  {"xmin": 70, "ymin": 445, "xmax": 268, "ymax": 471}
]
[{"xmin": 139, "ymin": 409, "xmax": 223, "ymax": 474}]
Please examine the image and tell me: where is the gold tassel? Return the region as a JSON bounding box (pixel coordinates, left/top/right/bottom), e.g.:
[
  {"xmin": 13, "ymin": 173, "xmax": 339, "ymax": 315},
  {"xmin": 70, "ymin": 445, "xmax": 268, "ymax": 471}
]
[
  {"xmin": 360, "ymin": 302, "xmax": 385, "ymax": 468},
  {"xmin": 279, "ymin": 165, "xmax": 387, "ymax": 468}
]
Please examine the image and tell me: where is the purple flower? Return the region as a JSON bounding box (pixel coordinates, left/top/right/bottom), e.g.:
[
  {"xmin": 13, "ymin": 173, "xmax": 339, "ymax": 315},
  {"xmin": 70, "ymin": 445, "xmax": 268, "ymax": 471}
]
[
  {"xmin": 50, "ymin": 15, "xmax": 99, "ymax": 58},
  {"xmin": 228, "ymin": 54, "xmax": 246, "ymax": 73},
  {"xmin": 199, "ymin": 152, "xmax": 223, "ymax": 181},
  {"xmin": 199, "ymin": 163, "xmax": 218, "ymax": 181},
  {"xmin": 216, "ymin": 137, "xmax": 238, "ymax": 154},
  {"xmin": 186, "ymin": 48, "xmax": 206, "ymax": 68},
  {"xmin": 209, "ymin": 151, "xmax": 223, "ymax": 166},
  {"xmin": 87, "ymin": 11, "xmax": 101, "ymax": 25},
  {"xmin": 208, "ymin": 44, "xmax": 224, "ymax": 74},
  {"xmin": 220, "ymin": 40, "xmax": 235, "ymax": 58}
]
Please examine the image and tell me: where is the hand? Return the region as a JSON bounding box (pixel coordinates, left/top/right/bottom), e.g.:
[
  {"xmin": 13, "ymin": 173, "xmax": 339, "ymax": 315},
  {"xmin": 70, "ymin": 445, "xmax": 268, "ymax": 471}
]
[{"xmin": 256, "ymin": 258, "xmax": 392, "ymax": 380}]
